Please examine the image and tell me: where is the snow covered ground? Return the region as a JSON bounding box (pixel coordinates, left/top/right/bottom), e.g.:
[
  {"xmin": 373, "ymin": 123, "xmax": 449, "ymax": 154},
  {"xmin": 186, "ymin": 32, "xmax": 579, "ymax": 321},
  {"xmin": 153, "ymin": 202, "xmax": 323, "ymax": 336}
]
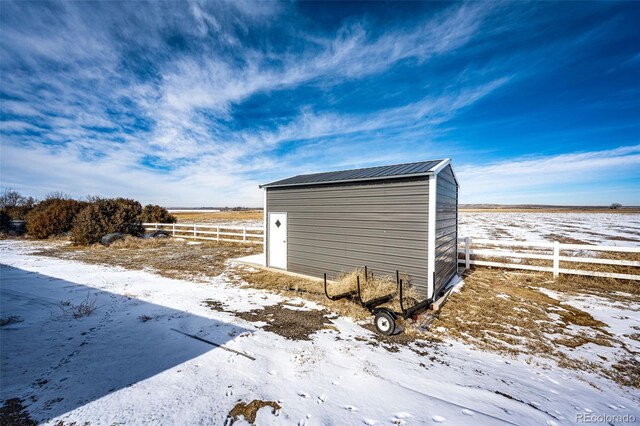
[
  {"xmin": 1, "ymin": 240, "xmax": 638, "ymax": 425},
  {"xmin": 195, "ymin": 212, "xmax": 640, "ymax": 247},
  {"xmin": 460, "ymin": 212, "xmax": 640, "ymax": 246}
]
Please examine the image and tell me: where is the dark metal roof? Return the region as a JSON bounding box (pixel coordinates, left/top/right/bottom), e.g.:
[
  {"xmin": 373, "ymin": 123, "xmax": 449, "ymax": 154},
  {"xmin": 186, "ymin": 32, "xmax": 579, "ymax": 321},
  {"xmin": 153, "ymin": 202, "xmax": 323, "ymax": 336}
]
[{"xmin": 261, "ymin": 159, "xmax": 445, "ymax": 188}]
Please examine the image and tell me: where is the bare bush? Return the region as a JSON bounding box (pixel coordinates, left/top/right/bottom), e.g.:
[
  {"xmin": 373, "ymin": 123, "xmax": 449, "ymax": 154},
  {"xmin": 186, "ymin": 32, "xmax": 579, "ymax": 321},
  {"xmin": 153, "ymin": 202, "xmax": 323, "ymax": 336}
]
[
  {"xmin": 138, "ymin": 314, "xmax": 155, "ymax": 322},
  {"xmin": 0, "ymin": 189, "xmax": 36, "ymax": 220},
  {"xmin": 59, "ymin": 294, "xmax": 97, "ymax": 318}
]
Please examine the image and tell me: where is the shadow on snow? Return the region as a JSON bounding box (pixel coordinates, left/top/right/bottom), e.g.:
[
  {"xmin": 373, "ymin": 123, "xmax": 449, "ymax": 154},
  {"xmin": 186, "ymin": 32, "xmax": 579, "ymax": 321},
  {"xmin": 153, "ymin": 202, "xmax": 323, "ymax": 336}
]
[{"xmin": 0, "ymin": 264, "xmax": 250, "ymax": 422}]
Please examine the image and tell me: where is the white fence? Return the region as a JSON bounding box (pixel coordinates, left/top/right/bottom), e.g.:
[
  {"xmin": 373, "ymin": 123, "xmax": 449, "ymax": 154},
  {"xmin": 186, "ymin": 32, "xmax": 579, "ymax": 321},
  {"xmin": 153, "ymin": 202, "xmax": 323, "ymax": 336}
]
[
  {"xmin": 458, "ymin": 237, "xmax": 640, "ymax": 281},
  {"xmin": 143, "ymin": 223, "xmax": 264, "ymax": 244},
  {"xmin": 142, "ymin": 223, "xmax": 639, "ymax": 280}
]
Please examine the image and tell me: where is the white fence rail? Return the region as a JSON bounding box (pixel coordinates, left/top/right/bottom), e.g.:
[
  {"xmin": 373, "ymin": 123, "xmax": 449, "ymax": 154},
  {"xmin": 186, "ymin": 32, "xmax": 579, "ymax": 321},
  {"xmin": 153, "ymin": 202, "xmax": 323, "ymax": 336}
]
[
  {"xmin": 143, "ymin": 223, "xmax": 264, "ymax": 244},
  {"xmin": 142, "ymin": 223, "xmax": 639, "ymax": 280},
  {"xmin": 458, "ymin": 237, "xmax": 640, "ymax": 281}
]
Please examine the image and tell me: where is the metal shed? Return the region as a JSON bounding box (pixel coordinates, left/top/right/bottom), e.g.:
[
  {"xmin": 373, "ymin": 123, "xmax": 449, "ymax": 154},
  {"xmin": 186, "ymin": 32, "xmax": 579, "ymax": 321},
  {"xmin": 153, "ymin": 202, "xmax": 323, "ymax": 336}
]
[{"xmin": 259, "ymin": 159, "xmax": 459, "ymax": 300}]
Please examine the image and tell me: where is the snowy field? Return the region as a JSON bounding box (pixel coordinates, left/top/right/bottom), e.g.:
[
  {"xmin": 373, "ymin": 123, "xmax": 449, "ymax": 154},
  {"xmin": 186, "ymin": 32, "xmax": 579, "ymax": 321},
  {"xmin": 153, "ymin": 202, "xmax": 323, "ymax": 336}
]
[
  {"xmin": 460, "ymin": 212, "xmax": 640, "ymax": 246},
  {"xmin": 1, "ymin": 240, "xmax": 639, "ymax": 425},
  {"xmin": 192, "ymin": 212, "xmax": 640, "ymax": 247}
]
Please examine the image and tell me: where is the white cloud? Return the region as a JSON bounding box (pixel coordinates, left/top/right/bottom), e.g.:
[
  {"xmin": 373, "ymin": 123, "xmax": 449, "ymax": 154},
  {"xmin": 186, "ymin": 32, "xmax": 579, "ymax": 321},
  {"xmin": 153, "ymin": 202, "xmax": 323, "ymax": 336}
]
[
  {"xmin": 458, "ymin": 146, "xmax": 640, "ymax": 204},
  {"xmin": 6, "ymin": 2, "xmax": 629, "ymax": 207}
]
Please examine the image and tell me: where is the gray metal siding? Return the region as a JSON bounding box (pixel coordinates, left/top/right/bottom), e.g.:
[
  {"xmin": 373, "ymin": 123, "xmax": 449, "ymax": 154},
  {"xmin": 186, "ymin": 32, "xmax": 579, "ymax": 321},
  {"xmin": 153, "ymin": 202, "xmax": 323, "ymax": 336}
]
[
  {"xmin": 434, "ymin": 165, "xmax": 458, "ymax": 296},
  {"xmin": 267, "ymin": 178, "xmax": 430, "ymax": 297}
]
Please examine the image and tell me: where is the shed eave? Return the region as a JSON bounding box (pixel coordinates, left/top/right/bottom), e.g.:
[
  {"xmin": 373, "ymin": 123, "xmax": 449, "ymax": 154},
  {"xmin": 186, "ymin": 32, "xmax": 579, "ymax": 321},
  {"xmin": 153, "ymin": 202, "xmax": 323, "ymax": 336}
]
[
  {"xmin": 259, "ymin": 171, "xmax": 435, "ymax": 189},
  {"xmin": 430, "ymin": 158, "xmax": 460, "ymax": 188}
]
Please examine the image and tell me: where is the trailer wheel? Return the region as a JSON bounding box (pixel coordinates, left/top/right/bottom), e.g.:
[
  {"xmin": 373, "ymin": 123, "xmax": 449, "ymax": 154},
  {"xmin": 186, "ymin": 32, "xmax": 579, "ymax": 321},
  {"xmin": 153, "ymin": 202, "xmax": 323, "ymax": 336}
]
[{"xmin": 374, "ymin": 311, "xmax": 396, "ymax": 335}]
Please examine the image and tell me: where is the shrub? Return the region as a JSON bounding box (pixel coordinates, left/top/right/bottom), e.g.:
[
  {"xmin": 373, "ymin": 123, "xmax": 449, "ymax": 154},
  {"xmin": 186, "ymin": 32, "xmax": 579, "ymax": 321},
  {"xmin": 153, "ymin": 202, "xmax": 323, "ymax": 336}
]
[
  {"xmin": 26, "ymin": 199, "xmax": 88, "ymax": 239},
  {"xmin": 139, "ymin": 204, "xmax": 177, "ymax": 224},
  {"xmin": 0, "ymin": 210, "xmax": 10, "ymax": 233},
  {"xmin": 71, "ymin": 198, "xmax": 144, "ymax": 245}
]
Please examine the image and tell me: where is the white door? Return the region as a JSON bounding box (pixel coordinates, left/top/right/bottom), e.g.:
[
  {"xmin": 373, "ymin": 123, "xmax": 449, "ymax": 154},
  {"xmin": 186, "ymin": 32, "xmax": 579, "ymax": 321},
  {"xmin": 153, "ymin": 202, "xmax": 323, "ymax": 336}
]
[{"xmin": 268, "ymin": 213, "xmax": 287, "ymax": 269}]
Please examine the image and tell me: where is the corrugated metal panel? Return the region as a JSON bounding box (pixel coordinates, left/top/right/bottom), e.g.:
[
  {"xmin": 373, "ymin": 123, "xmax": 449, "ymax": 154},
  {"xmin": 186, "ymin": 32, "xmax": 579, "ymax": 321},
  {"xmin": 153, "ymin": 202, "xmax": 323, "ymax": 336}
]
[
  {"xmin": 262, "ymin": 159, "xmax": 443, "ymax": 188},
  {"xmin": 267, "ymin": 178, "xmax": 430, "ymax": 297},
  {"xmin": 434, "ymin": 164, "xmax": 458, "ymax": 296}
]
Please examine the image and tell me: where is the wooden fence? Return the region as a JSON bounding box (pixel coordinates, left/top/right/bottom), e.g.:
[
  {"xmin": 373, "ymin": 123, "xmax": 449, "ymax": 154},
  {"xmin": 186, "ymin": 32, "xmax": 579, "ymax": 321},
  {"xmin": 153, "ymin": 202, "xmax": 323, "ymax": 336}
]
[
  {"xmin": 142, "ymin": 222, "xmax": 639, "ymax": 280},
  {"xmin": 458, "ymin": 237, "xmax": 640, "ymax": 281},
  {"xmin": 143, "ymin": 223, "xmax": 264, "ymax": 244}
]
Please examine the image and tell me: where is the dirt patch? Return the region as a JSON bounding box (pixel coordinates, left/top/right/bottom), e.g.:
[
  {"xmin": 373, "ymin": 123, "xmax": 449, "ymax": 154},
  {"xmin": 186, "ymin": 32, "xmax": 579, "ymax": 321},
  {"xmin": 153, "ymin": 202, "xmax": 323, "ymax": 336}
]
[
  {"xmin": 0, "ymin": 398, "xmax": 37, "ymax": 426},
  {"xmin": 227, "ymin": 399, "xmax": 281, "ymax": 424},
  {"xmin": 33, "ymin": 238, "xmax": 261, "ymax": 282},
  {"xmin": 206, "ymin": 301, "xmax": 333, "ymax": 341},
  {"xmin": 203, "ymin": 300, "xmax": 227, "ymax": 311}
]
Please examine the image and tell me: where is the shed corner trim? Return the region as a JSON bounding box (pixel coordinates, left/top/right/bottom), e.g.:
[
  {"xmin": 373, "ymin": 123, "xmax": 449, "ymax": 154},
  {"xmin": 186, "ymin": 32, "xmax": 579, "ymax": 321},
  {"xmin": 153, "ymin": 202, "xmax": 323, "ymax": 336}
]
[
  {"xmin": 427, "ymin": 173, "xmax": 437, "ymax": 299},
  {"xmin": 431, "ymin": 158, "xmax": 460, "ymax": 188}
]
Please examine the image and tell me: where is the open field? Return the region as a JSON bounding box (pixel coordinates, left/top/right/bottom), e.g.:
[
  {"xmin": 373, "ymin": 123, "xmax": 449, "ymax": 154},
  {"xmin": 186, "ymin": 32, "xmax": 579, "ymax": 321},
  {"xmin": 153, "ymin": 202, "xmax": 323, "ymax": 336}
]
[
  {"xmin": 460, "ymin": 205, "xmax": 640, "ymax": 214},
  {"xmin": 172, "ymin": 210, "xmax": 262, "ymax": 225},
  {"xmin": 460, "ymin": 212, "xmax": 640, "ymax": 246},
  {"xmin": 2, "ymin": 240, "xmax": 639, "ymax": 425},
  {"xmin": 171, "ymin": 210, "xmax": 640, "ymax": 247}
]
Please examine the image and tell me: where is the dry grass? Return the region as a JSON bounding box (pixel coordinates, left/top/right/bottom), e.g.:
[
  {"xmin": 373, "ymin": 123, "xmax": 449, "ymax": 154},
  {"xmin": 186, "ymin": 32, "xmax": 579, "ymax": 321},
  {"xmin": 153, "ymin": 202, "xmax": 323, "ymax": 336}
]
[
  {"xmin": 227, "ymin": 400, "xmax": 281, "ymax": 424},
  {"xmin": 231, "ymin": 268, "xmax": 373, "ymax": 321},
  {"xmin": 462, "ymin": 248, "xmax": 640, "ymax": 294},
  {"xmin": 0, "ymin": 398, "xmax": 37, "ymax": 426},
  {"xmin": 173, "ymin": 210, "xmax": 262, "ymax": 223},
  {"xmin": 431, "ymin": 267, "xmax": 639, "ymax": 387},
  {"xmin": 432, "ymin": 268, "xmax": 613, "ymax": 354},
  {"xmin": 332, "ymin": 269, "xmax": 422, "ymax": 312},
  {"xmin": 231, "ymin": 267, "xmax": 425, "ymax": 326},
  {"xmin": 0, "ymin": 315, "xmax": 23, "ymax": 327},
  {"xmin": 34, "ymin": 237, "xmax": 262, "ymax": 282}
]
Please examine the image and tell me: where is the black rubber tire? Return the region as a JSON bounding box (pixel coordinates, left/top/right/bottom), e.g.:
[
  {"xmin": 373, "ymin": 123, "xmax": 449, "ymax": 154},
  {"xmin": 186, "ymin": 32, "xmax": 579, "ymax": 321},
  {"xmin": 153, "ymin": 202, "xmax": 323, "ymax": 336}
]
[{"xmin": 374, "ymin": 311, "xmax": 396, "ymax": 336}]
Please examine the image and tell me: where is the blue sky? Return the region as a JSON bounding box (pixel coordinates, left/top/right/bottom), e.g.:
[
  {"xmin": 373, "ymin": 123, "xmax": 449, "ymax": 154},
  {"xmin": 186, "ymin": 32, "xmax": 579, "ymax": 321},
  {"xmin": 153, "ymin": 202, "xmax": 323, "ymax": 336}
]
[{"xmin": 1, "ymin": 1, "xmax": 639, "ymax": 206}]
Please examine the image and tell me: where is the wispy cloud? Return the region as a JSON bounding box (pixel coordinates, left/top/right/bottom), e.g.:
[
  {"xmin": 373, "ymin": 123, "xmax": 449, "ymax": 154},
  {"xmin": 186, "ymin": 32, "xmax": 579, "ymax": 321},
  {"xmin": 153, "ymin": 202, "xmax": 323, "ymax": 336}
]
[
  {"xmin": 1, "ymin": 1, "xmax": 638, "ymax": 205},
  {"xmin": 458, "ymin": 146, "xmax": 640, "ymax": 204}
]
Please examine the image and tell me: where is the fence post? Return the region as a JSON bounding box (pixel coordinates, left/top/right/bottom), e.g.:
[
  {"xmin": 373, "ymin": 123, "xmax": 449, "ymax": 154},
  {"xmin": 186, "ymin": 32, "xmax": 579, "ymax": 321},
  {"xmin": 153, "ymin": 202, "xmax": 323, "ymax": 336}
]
[
  {"xmin": 243, "ymin": 227, "xmax": 247, "ymax": 242},
  {"xmin": 172, "ymin": 223, "xmax": 175, "ymax": 237},
  {"xmin": 216, "ymin": 225, "xmax": 220, "ymax": 241},
  {"xmin": 553, "ymin": 241, "xmax": 560, "ymax": 278},
  {"xmin": 193, "ymin": 224, "xmax": 197, "ymax": 238},
  {"xmin": 465, "ymin": 237, "xmax": 471, "ymax": 270},
  {"xmin": 155, "ymin": 223, "xmax": 159, "ymax": 230}
]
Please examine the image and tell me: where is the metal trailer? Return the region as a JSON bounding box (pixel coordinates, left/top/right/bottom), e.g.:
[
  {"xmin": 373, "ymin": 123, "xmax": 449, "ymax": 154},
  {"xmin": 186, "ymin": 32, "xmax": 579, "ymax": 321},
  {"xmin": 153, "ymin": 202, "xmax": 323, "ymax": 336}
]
[{"xmin": 323, "ymin": 267, "xmax": 433, "ymax": 335}]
